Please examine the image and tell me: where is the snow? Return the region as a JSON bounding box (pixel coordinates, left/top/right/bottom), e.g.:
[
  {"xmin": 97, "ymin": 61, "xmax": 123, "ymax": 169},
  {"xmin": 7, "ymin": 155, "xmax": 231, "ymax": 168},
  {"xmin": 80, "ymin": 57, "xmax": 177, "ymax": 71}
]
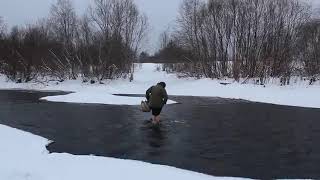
[
  {"xmin": 1, "ymin": 63, "xmax": 320, "ymax": 108},
  {"xmin": 0, "ymin": 124, "xmax": 248, "ymax": 180},
  {"xmin": 43, "ymin": 92, "xmax": 176, "ymax": 105}
]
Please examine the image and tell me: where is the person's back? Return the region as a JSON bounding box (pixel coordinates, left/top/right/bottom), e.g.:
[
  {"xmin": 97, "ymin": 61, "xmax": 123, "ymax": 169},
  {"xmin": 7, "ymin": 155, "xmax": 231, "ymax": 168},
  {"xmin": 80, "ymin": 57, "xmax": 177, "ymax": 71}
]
[
  {"xmin": 146, "ymin": 82, "xmax": 168, "ymax": 124},
  {"xmin": 149, "ymin": 84, "xmax": 167, "ymax": 108}
]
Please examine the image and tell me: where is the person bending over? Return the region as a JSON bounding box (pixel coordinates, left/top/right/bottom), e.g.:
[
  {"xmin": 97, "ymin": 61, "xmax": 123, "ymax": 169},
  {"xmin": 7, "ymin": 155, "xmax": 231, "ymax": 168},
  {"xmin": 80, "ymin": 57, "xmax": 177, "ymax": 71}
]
[{"xmin": 146, "ymin": 82, "xmax": 168, "ymax": 124}]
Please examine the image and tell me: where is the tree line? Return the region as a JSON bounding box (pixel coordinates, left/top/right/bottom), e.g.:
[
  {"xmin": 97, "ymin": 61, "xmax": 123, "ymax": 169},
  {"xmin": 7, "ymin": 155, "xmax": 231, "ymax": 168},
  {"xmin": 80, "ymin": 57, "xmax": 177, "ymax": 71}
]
[
  {"xmin": 0, "ymin": 0, "xmax": 148, "ymax": 83},
  {"xmin": 158, "ymin": 0, "xmax": 320, "ymax": 85}
]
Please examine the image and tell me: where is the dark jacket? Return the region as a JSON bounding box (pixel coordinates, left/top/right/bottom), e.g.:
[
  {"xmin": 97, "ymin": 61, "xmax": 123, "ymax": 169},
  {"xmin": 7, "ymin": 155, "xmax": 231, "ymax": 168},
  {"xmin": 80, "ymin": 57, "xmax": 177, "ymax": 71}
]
[{"xmin": 146, "ymin": 84, "xmax": 168, "ymax": 108}]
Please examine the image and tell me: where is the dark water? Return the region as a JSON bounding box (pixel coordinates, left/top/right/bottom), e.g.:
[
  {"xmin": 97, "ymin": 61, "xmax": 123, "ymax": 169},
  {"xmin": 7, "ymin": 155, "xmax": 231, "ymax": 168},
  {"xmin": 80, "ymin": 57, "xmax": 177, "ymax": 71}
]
[{"xmin": 1, "ymin": 90, "xmax": 320, "ymax": 179}]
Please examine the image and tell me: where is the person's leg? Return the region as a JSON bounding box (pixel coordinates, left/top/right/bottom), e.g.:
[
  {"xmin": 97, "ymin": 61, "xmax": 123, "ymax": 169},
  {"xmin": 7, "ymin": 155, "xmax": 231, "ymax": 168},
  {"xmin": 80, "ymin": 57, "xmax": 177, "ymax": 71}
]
[
  {"xmin": 152, "ymin": 117, "xmax": 157, "ymax": 124},
  {"xmin": 155, "ymin": 115, "xmax": 161, "ymax": 123},
  {"xmin": 152, "ymin": 108, "xmax": 162, "ymax": 124},
  {"xmin": 150, "ymin": 108, "xmax": 155, "ymax": 122}
]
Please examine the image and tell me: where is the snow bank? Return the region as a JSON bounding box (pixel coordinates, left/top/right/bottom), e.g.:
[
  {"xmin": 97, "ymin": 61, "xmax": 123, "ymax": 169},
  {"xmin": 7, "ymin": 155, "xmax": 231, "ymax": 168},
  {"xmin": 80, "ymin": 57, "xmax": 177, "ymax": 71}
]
[
  {"xmin": 0, "ymin": 124, "xmax": 248, "ymax": 180},
  {"xmin": 1, "ymin": 63, "xmax": 320, "ymax": 108},
  {"xmin": 41, "ymin": 92, "xmax": 177, "ymax": 105}
]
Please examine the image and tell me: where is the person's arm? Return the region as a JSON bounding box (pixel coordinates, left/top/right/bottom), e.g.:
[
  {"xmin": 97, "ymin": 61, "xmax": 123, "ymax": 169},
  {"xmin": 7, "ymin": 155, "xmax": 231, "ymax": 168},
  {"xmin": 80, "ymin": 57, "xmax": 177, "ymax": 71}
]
[
  {"xmin": 162, "ymin": 88, "xmax": 168, "ymax": 104},
  {"xmin": 146, "ymin": 86, "xmax": 153, "ymax": 101}
]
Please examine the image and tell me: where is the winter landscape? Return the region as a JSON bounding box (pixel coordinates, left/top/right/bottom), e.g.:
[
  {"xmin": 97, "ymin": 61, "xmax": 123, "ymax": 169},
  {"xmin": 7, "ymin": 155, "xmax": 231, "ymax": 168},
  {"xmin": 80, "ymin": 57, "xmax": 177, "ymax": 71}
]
[{"xmin": 1, "ymin": 0, "xmax": 320, "ymax": 179}]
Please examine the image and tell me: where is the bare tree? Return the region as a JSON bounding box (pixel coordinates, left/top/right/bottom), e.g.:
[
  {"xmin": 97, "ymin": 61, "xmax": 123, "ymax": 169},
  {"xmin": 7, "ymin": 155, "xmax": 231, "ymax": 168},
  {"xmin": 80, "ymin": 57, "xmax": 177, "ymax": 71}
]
[
  {"xmin": 161, "ymin": 0, "xmax": 311, "ymax": 85},
  {"xmin": 89, "ymin": 0, "xmax": 148, "ymax": 81},
  {"xmin": 48, "ymin": 0, "xmax": 79, "ymax": 79},
  {"xmin": 0, "ymin": 16, "xmax": 7, "ymax": 74},
  {"xmin": 0, "ymin": 16, "xmax": 6, "ymax": 38},
  {"xmin": 49, "ymin": 0, "xmax": 77, "ymax": 46},
  {"xmin": 159, "ymin": 30, "xmax": 171, "ymax": 50},
  {"xmin": 298, "ymin": 19, "xmax": 320, "ymax": 78},
  {"xmin": 0, "ymin": 0, "xmax": 149, "ymax": 83}
]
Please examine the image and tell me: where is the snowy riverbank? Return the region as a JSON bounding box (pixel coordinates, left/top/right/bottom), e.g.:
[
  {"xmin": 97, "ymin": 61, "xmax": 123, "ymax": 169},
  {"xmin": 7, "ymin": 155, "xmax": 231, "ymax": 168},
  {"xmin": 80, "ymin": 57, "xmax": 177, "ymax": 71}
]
[{"xmin": 1, "ymin": 63, "xmax": 320, "ymax": 108}]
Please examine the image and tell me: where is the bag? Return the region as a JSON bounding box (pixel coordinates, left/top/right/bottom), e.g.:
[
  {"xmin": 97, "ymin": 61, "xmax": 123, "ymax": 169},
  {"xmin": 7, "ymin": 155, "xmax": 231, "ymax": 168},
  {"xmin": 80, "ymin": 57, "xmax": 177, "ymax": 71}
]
[{"xmin": 141, "ymin": 101, "xmax": 151, "ymax": 112}]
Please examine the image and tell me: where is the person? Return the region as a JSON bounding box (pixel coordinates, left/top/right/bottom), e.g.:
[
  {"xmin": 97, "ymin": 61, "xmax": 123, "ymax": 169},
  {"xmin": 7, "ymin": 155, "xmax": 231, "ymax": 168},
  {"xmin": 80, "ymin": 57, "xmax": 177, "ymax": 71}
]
[{"xmin": 146, "ymin": 82, "xmax": 168, "ymax": 124}]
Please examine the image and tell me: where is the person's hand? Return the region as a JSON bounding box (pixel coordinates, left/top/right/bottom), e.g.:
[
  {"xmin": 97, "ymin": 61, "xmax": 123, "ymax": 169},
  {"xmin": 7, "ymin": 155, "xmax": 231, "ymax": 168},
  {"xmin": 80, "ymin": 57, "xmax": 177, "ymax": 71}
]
[{"xmin": 163, "ymin": 99, "xmax": 167, "ymax": 104}]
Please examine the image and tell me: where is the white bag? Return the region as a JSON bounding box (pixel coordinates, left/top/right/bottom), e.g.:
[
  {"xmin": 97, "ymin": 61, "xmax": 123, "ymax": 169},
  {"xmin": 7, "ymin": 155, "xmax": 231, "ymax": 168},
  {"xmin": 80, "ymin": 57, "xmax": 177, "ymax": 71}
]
[{"xmin": 141, "ymin": 101, "xmax": 151, "ymax": 112}]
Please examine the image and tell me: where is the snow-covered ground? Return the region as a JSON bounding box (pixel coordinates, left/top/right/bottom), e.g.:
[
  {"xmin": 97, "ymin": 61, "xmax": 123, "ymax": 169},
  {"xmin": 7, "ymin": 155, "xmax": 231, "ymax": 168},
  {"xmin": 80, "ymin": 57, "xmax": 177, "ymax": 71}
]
[
  {"xmin": 1, "ymin": 63, "xmax": 320, "ymax": 108},
  {"xmin": 0, "ymin": 124, "xmax": 248, "ymax": 180}
]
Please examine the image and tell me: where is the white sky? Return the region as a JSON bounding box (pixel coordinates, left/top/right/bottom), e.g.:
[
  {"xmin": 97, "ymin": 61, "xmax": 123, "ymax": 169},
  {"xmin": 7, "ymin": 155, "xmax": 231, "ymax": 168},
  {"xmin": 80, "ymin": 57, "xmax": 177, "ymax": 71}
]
[{"xmin": 0, "ymin": 0, "xmax": 319, "ymax": 53}]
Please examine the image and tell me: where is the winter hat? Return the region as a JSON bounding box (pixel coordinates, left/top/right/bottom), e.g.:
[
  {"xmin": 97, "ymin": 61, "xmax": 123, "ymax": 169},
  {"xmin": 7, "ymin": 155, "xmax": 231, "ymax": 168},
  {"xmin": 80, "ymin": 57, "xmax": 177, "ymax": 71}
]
[{"xmin": 158, "ymin": 82, "xmax": 166, "ymax": 88}]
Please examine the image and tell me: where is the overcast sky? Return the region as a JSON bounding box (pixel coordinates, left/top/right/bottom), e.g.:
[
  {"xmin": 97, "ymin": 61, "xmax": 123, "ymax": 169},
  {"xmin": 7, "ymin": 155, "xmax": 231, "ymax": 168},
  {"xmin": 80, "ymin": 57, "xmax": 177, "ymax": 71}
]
[{"xmin": 0, "ymin": 0, "xmax": 319, "ymax": 52}]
